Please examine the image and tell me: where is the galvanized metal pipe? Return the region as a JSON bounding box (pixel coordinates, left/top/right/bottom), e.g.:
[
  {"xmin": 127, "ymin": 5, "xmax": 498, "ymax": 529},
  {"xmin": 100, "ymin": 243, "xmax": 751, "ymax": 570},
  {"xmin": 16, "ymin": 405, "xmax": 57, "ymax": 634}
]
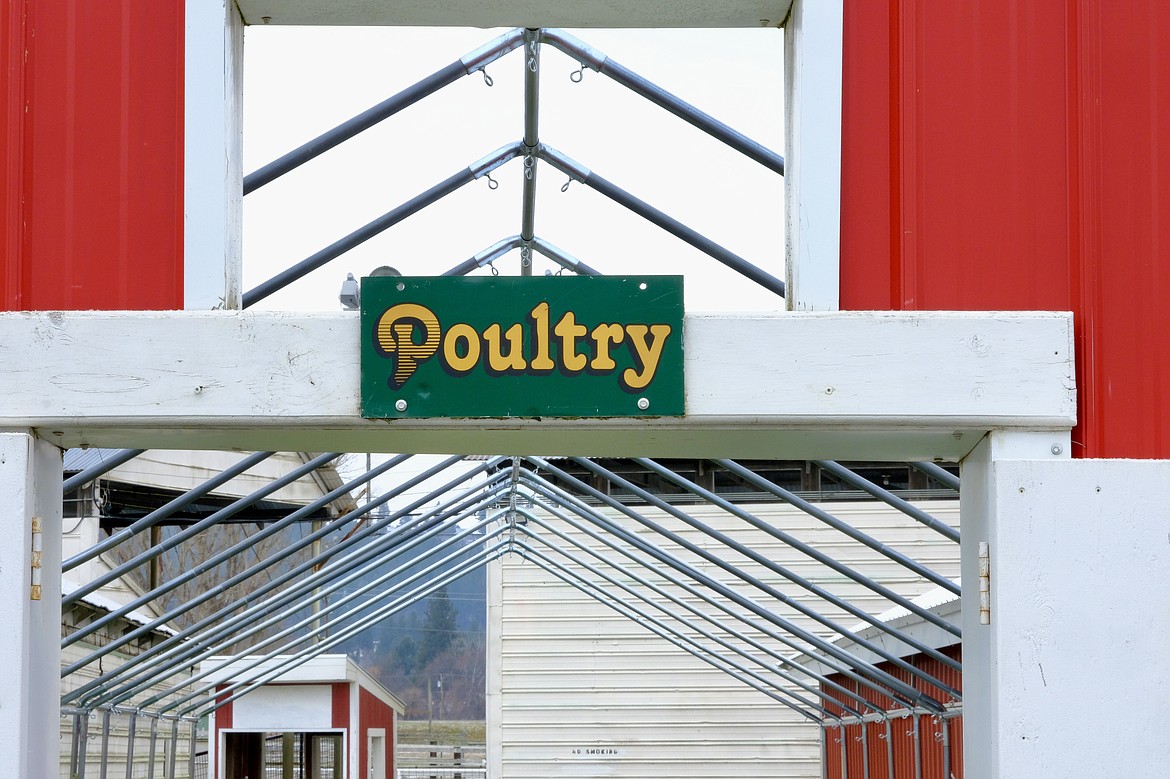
[
  {"xmin": 912, "ymin": 461, "xmax": 961, "ymax": 492},
  {"xmin": 520, "ymin": 466, "xmax": 943, "ymax": 712},
  {"xmin": 940, "ymin": 716, "xmax": 952, "ymax": 779},
  {"xmin": 517, "ymin": 540, "xmax": 823, "ymax": 723},
  {"xmin": 65, "ymin": 451, "xmax": 338, "ymax": 606},
  {"xmin": 442, "ymin": 235, "xmax": 523, "ymax": 276},
  {"xmin": 539, "ymin": 144, "xmax": 786, "ymax": 297},
  {"xmin": 531, "ymin": 237, "xmax": 601, "ymax": 275},
  {"xmin": 721, "ymin": 456, "xmax": 961, "ymax": 573},
  {"xmin": 562, "ymin": 457, "xmax": 962, "ymax": 691},
  {"xmin": 146, "ymin": 717, "xmax": 158, "ymax": 779},
  {"xmin": 62, "ymin": 451, "xmax": 413, "ymax": 653},
  {"xmin": 63, "ymin": 452, "xmax": 421, "ymax": 668},
  {"xmin": 637, "ymin": 457, "xmax": 963, "ymax": 650},
  {"xmin": 148, "ymin": 520, "xmax": 508, "ymax": 713},
  {"xmin": 187, "ymin": 719, "xmax": 197, "ymax": 779},
  {"xmin": 125, "ymin": 713, "xmax": 137, "ymax": 779},
  {"xmin": 182, "ymin": 540, "xmax": 509, "ymax": 718},
  {"xmin": 68, "ymin": 475, "xmax": 507, "ymax": 707},
  {"xmin": 520, "ymin": 473, "xmax": 928, "ymax": 712},
  {"xmin": 884, "ymin": 718, "xmax": 895, "ymax": 779},
  {"xmin": 166, "ymin": 719, "xmax": 179, "ymax": 779},
  {"xmin": 813, "ymin": 460, "xmax": 962, "ymax": 544},
  {"xmin": 520, "ymin": 29, "xmax": 541, "ymax": 276},
  {"xmin": 244, "ymin": 28, "xmax": 525, "ymax": 194},
  {"xmin": 539, "ymin": 29, "xmax": 785, "ymax": 175},
  {"xmin": 517, "ymin": 498, "xmax": 876, "ymax": 717},
  {"xmin": 99, "ymin": 709, "xmax": 111, "ymax": 779},
  {"xmin": 63, "ymin": 450, "xmax": 276, "ymax": 574},
  {"xmin": 243, "ymin": 141, "xmax": 522, "ymax": 307},
  {"xmin": 912, "ymin": 714, "xmax": 922, "ymax": 779},
  {"xmin": 130, "ymin": 509, "xmax": 505, "ymax": 712},
  {"xmin": 66, "ymin": 460, "xmax": 502, "ymax": 704},
  {"xmin": 518, "ymin": 524, "xmax": 843, "ymax": 718},
  {"xmin": 62, "ymin": 449, "xmax": 146, "ymax": 494},
  {"xmin": 861, "ymin": 722, "xmax": 870, "ymax": 779}
]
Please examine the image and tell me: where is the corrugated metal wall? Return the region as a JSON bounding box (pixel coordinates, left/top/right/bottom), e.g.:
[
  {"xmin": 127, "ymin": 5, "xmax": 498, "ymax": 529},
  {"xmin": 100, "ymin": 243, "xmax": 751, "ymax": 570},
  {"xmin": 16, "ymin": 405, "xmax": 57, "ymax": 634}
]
[
  {"xmin": 821, "ymin": 644, "xmax": 962, "ymax": 779},
  {"xmin": 840, "ymin": 0, "xmax": 1170, "ymax": 458},
  {"xmin": 491, "ymin": 500, "xmax": 960, "ymax": 779},
  {"xmin": 0, "ymin": 0, "xmax": 185, "ymax": 311}
]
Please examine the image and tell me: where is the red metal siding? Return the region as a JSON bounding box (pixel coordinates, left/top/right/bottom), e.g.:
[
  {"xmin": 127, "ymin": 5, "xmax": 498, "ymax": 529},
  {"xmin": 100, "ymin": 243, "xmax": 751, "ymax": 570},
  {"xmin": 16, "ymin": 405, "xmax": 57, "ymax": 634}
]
[
  {"xmin": 841, "ymin": 0, "xmax": 1170, "ymax": 458},
  {"xmin": 821, "ymin": 645, "xmax": 963, "ymax": 779},
  {"xmin": 359, "ymin": 686, "xmax": 397, "ymax": 779},
  {"xmin": 1, "ymin": 0, "xmax": 184, "ymax": 311}
]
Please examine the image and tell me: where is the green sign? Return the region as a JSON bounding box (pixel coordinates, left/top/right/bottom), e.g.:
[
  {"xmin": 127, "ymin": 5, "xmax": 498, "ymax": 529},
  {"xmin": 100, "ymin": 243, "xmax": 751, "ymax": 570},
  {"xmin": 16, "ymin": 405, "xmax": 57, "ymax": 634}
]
[{"xmin": 361, "ymin": 275, "xmax": 684, "ymax": 419}]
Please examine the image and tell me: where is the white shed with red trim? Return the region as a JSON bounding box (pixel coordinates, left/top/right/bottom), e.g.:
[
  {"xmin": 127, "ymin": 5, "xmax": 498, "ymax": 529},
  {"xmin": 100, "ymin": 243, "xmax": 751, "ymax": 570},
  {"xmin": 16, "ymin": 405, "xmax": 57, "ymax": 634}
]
[{"xmin": 202, "ymin": 654, "xmax": 403, "ymax": 779}]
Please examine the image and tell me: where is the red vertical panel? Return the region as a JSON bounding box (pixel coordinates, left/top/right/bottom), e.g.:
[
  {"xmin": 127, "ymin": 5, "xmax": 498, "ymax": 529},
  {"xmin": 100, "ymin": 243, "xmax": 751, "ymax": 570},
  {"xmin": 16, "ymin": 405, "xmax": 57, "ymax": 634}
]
[
  {"xmin": 841, "ymin": 0, "xmax": 1170, "ymax": 457},
  {"xmin": 359, "ymin": 687, "xmax": 397, "ymax": 779},
  {"xmin": 1079, "ymin": 1, "xmax": 1170, "ymax": 457},
  {"xmin": 11, "ymin": 0, "xmax": 184, "ymax": 311},
  {"xmin": 332, "ymin": 682, "xmax": 350, "ymax": 729},
  {"xmin": 1, "ymin": 0, "xmax": 27, "ymax": 308}
]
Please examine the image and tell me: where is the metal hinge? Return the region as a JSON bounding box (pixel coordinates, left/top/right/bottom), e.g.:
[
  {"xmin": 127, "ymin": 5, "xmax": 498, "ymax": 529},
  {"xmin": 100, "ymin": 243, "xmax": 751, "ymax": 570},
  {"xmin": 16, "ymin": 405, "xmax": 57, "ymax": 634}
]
[
  {"xmin": 30, "ymin": 516, "xmax": 43, "ymax": 601},
  {"xmin": 978, "ymin": 541, "xmax": 991, "ymax": 624}
]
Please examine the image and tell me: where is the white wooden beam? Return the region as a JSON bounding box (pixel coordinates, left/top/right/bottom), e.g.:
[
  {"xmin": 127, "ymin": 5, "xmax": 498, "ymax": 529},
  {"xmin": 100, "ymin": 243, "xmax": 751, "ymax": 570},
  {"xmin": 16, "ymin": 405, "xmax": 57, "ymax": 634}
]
[
  {"xmin": 0, "ymin": 311, "xmax": 1074, "ymax": 458},
  {"xmin": 233, "ymin": 0, "xmax": 794, "ymax": 28}
]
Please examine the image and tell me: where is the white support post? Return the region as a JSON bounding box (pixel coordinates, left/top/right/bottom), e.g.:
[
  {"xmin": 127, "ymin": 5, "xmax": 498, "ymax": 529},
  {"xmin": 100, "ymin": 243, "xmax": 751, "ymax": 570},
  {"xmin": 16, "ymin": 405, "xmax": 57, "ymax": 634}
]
[
  {"xmin": 0, "ymin": 431, "xmax": 62, "ymax": 778},
  {"xmin": 485, "ymin": 548, "xmax": 504, "ymax": 779},
  {"xmin": 784, "ymin": 0, "xmax": 843, "ymax": 311},
  {"xmin": 185, "ymin": 0, "xmax": 245, "ymax": 310},
  {"xmin": 961, "ymin": 431, "xmax": 1170, "ymax": 777}
]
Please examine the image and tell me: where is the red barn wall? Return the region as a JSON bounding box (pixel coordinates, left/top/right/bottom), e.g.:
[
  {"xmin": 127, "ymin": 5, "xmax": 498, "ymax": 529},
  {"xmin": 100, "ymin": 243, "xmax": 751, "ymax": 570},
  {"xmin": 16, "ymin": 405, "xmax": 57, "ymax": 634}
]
[
  {"xmin": 841, "ymin": 0, "xmax": 1170, "ymax": 458},
  {"xmin": 359, "ymin": 687, "xmax": 397, "ymax": 779},
  {"xmin": 0, "ymin": 0, "xmax": 185, "ymax": 311}
]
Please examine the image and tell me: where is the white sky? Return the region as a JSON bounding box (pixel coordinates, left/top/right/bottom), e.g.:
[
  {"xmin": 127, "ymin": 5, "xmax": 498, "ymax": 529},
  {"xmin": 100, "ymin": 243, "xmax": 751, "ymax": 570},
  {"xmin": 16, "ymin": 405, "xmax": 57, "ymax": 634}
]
[
  {"xmin": 241, "ymin": 26, "xmax": 785, "ymax": 313},
  {"xmin": 240, "ymin": 26, "xmax": 786, "ymax": 508}
]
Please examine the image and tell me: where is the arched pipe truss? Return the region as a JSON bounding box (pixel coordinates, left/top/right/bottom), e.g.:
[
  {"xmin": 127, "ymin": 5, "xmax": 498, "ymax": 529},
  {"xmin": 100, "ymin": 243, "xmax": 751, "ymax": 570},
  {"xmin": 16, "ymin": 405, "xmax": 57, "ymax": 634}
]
[{"xmin": 62, "ymin": 452, "xmax": 961, "ymax": 773}]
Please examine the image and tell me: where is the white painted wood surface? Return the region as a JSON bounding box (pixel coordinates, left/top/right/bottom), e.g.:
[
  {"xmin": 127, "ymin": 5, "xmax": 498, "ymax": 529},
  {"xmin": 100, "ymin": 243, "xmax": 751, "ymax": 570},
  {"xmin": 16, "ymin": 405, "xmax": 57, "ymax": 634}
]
[
  {"xmin": 0, "ymin": 433, "xmax": 61, "ymax": 779},
  {"xmin": 0, "ymin": 311, "xmax": 1074, "ymax": 457},
  {"xmin": 489, "ymin": 499, "xmax": 961, "ymax": 778},
  {"xmin": 785, "ymin": 0, "xmax": 843, "ymax": 311},
  {"xmin": 185, "ymin": 0, "xmax": 244, "ymax": 310},
  {"xmin": 960, "ymin": 443, "xmax": 1170, "ymax": 778},
  {"xmin": 234, "ymin": 0, "xmax": 794, "ymax": 28}
]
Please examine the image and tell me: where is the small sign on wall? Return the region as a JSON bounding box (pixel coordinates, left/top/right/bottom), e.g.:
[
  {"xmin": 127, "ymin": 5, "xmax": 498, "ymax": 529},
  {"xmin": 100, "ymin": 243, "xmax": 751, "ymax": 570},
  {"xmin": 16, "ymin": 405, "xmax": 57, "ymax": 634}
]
[{"xmin": 361, "ymin": 276, "xmax": 684, "ymax": 419}]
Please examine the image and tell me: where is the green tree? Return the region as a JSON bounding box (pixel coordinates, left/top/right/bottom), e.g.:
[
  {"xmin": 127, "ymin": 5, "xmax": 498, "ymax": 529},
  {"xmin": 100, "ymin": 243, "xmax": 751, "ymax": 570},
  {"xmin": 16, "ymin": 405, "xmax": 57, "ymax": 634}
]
[{"xmin": 415, "ymin": 587, "xmax": 457, "ymax": 668}]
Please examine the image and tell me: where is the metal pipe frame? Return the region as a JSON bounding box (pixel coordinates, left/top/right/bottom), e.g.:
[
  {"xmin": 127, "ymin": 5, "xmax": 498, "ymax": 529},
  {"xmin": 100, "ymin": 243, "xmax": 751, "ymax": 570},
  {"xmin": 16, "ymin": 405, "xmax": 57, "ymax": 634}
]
[
  {"xmin": 582, "ymin": 456, "xmax": 961, "ymax": 642},
  {"xmin": 716, "ymin": 457, "xmax": 961, "ymax": 581},
  {"xmin": 87, "ymin": 474, "xmax": 506, "ymax": 705},
  {"xmin": 63, "ymin": 450, "xmax": 277, "ymax": 574},
  {"xmin": 242, "ymin": 141, "xmax": 523, "ymax": 307},
  {"xmin": 636, "ymin": 457, "xmax": 963, "ymax": 633},
  {"xmin": 62, "ymin": 451, "xmax": 423, "ymax": 653},
  {"xmin": 65, "ymin": 451, "xmax": 339, "ymax": 604},
  {"xmin": 911, "ymin": 460, "xmax": 961, "ymax": 492},
  {"xmin": 141, "ymin": 512, "xmax": 507, "ymax": 711},
  {"xmin": 539, "ymin": 28, "xmax": 785, "ymax": 175},
  {"xmin": 66, "ymin": 474, "xmax": 507, "ymax": 709},
  {"xmin": 515, "ymin": 539, "xmax": 826, "ymax": 724},
  {"xmin": 516, "ymin": 525, "xmax": 844, "ymax": 720},
  {"xmin": 64, "ymin": 458, "xmax": 503, "ymax": 704},
  {"xmin": 531, "ymin": 237, "xmax": 601, "ymax": 275},
  {"xmin": 62, "ymin": 448, "xmax": 147, "ymax": 494},
  {"xmin": 555, "ymin": 458, "xmax": 962, "ymax": 690},
  {"xmin": 538, "ymin": 144, "xmax": 786, "ymax": 297},
  {"xmin": 181, "ymin": 538, "xmax": 511, "ymax": 718},
  {"xmin": 441, "ymin": 235, "xmax": 523, "ymax": 276},
  {"xmin": 124, "ymin": 713, "xmax": 137, "ymax": 779},
  {"xmin": 812, "ymin": 459, "xmax": 962, "ymax": 544},
  {"xmin": 514, "ymin": 492, "xmax": 881, "ymax": 718},
  {"xmin": 244, "ymin": 28, "xmax": 525, "ymax": 194},
  {"xmin": 520, "ymin": 29, "xmax": 541, "ymax": 276},
  {"xmin": 518, "ymin": 469, "xmax": 944, "ymax": 712},
  {"xmin": 125, "ymin": 504, "xmax": 508, "ymax": 713}
]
